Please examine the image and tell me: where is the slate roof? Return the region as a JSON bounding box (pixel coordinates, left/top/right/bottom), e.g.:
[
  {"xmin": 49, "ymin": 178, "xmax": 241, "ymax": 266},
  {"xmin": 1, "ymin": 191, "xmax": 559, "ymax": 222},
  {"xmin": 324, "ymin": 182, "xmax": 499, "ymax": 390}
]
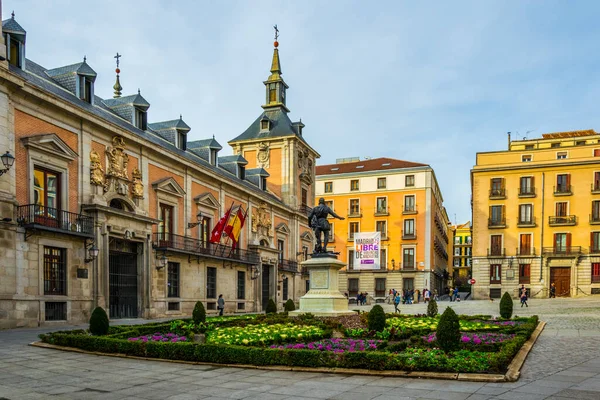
[
  {"xmin": 246, "ymin": 168, "xmax": 270, "ymax": 177},
  {"xmin": 219, "ymin": 155, "xmax": 248, "ymax": 165},
  {"xmin": 148, "ymin": 118, "xmax": 191, "ymax": 132},
  {"xmin": 188, "ymin": 138, "xmax": 222, "ymax": 150},
  {"xmin": 46, "ymin": 62, "xmax": 97, "ymax": 78},
  {"xmin": 2, "ymin": 17, "xmax": 26, "ymax": 35},
  {"xmin": 229, "ymin": 108, "xmax": 307, "ymax": 145},
  {"xmin": 316, "ymin": 157, "xmax": 429, "ymax": 176},
  {"xmin": 103, "ymin": 93, "xmax": 150, "ymax": 109}
]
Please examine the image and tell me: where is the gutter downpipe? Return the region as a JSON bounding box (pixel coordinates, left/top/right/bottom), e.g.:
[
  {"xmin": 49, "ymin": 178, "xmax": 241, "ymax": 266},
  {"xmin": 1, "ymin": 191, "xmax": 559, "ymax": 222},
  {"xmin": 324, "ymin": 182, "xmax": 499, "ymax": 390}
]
[{"xmin": 540, "ymin": 173, "xmax": 545, "ymax": 283}]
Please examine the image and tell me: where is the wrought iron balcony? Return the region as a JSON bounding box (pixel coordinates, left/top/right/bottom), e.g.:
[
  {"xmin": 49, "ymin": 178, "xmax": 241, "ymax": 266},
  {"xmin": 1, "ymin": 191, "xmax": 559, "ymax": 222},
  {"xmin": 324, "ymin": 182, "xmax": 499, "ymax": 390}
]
[
  {"xmin": 554, "ymin": 185, "xmax": 572, "ymax": 195},
  {"xmin": 549, "ymin": 215, "xmax": 577, "ymax": 226},
  {"xmin": 278, "ymin": 259, "xmax": 298, "ymax": 273},
  {"xmin": 487, "ymin": 248, "xmax": 505, "ymax": 257},
  {"xmin": 517, "ymin": 216, "xmax": 536, "ymax": 227},
  {"xmin": 17, "ymin": 204, "xmax": 94, "ymax": 238},
  {"xmin": 297, "ymin": 204, "xmax": 312, "ymax": 216},
  {"xmin": 152, "ymin": 233, "xmax": 259, "ymax": 265},
  {"xmin": 488, "ymin": 217, "xmax": 506, "ymax": 228},
  {"xmin": 518, "ymin": 187, "xmax": 536, "ymax": 197},
  {"xmin": 374, "ymin": 206, "xmax": 389, "ymax": 216},
  {"xmin": 589, "ymin": 246, "xmax": 600, "ymax": 255},
  {"xmin": 402, "ymin": 205, "xmax": 418, "ymax": 214},
  {"xmin": 402, "ymin": 230, "xmax": 416, "ymax": 240},
  {"xmin": 542, "ymin": 246, "xmax": 582, "ymax": 256},
  {"xmin": 348, "ymin": 208, "xmax": 362, "ymax": 218},
  {"xmin": 516, "ymin": 247, "xmax": 536, "ymax": 256},
  {"xmin": 489, "ymin": 188, "xmax": 506, "ymax": 199}
]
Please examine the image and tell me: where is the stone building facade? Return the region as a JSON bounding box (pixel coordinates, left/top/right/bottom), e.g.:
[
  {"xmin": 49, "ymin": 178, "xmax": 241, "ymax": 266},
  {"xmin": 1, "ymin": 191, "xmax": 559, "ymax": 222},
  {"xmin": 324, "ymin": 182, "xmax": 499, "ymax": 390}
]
[{"xmin": 0, "ymin": 10, "xmax": 317, "ymax": 328}]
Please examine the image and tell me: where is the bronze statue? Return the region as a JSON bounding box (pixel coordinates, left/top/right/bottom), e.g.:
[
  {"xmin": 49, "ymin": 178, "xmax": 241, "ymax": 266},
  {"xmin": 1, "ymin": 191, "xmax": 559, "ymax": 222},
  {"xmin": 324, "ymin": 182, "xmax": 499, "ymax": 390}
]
[{"xmin": 308, "ymin": 198, "xmax": 345, "ymax": 253}]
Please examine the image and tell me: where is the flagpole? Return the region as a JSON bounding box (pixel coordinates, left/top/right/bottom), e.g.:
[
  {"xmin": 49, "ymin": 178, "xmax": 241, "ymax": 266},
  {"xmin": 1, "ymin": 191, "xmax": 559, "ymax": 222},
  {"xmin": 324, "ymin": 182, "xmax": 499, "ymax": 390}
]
[{"xmin": 216, "ymin": 202, "xmax": 234, "ymax": 256}]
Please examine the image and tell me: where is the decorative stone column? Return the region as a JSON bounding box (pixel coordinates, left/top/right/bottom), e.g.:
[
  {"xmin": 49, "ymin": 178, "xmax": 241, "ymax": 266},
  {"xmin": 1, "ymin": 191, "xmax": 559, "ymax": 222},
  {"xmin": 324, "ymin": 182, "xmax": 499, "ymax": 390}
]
[{"xmin": 289, "ymin": 255, "xmax": 355, "ymax": 317}]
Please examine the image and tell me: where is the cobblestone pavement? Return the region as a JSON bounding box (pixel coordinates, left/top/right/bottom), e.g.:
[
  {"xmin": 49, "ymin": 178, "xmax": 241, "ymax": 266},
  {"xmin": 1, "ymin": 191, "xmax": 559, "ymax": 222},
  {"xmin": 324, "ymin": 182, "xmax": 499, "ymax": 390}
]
[{"xmin": 1, "ymin": 297, "xmax": 599, "ymax": 400}]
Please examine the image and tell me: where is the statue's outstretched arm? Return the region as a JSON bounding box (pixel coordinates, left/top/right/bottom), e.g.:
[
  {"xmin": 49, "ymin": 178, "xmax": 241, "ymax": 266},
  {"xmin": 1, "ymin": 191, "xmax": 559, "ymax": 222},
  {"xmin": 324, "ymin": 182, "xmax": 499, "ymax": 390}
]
[{"xmin": 329, "ymin": 210, "xmax": 345, "ymax": 220}]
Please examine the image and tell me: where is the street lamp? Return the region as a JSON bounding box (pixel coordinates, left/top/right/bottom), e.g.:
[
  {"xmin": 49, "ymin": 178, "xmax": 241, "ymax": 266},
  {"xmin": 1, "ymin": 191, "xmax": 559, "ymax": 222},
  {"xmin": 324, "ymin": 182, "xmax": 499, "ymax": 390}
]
[
  {"xmin": 187, "ymin": 211, "xmax": 203, "ymax": 229},
  {"xmin": 156, "ymin": 253, "xmax": 168, "ymax": 269},
  {"xmin": 85, "ymin": 244, "xmax": 99, "ymax": 263},
  {"xmin": 0, "ymin": 151, "xmax": 15, "ymax": 176}
]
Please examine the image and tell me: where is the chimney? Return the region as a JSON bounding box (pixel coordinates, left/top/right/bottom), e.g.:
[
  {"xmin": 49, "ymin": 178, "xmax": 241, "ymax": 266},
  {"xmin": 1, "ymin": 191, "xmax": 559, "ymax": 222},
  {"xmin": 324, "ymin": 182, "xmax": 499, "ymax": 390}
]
[{"xmin": 507, "ymin": 132, "xmax": 511, "ymax": 150}]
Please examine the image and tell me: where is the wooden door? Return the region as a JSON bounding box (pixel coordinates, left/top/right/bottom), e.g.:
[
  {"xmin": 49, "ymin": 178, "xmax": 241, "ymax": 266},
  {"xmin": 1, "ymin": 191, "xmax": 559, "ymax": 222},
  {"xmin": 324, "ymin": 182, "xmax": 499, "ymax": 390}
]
[{"xmin": 550, "ymin": 267, "xmax": 571, "ymax": 297}]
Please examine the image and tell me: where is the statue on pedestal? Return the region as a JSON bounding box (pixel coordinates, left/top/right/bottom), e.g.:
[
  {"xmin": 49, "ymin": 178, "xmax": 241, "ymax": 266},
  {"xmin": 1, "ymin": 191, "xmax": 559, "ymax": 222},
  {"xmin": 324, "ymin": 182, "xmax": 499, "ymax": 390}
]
[{"xmin": 308, "ymin": 197, "xmax": 345, "ymax": 254}]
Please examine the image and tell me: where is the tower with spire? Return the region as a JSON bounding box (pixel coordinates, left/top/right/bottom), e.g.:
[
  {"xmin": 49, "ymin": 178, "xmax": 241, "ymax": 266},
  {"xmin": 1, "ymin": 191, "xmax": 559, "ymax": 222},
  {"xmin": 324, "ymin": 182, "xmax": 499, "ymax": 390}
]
[{"xmin": 228, "ymin": 26, "xmax": 319, "ymax": 210}]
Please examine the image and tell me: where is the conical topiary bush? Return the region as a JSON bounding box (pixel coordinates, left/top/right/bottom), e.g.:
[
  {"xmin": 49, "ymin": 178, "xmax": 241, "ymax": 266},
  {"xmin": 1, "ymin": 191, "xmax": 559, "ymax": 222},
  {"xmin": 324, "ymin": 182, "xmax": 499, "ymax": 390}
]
[
  {"xmin": 266, "ymin": 298, "xmax": 277, "ymax": 314},
  {"xmin": 427, "ymin": 299, "xmax": 438, "ymax": 317},
  {"xmin": 499, "ymin": 292, "xmax": 513, "ymax": 319},
  {"xmin": 193, "ymin": 301, "xmax": 206, "ymax": 323},
  {"xmin": 367, "ymin": 304, "xmax": 386, "ymax": 332},
  {"xmin": 436, "ymin": 307, "xmax": 460, "ymax": 352},
  {"xmin": 89, "ymin": 306, "xmax": 109, "ymax": 336},
  {"xmin": 284, "ymin": 299, "xmax": 296, "ymax": 312}
]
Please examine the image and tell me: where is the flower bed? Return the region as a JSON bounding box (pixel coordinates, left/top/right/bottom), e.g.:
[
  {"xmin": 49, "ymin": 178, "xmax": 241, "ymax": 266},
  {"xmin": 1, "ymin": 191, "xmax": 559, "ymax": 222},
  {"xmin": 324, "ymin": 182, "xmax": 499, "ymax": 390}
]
[{"xmin": 38, "ymin": 313, "xmax": 539, "ymax": 375}]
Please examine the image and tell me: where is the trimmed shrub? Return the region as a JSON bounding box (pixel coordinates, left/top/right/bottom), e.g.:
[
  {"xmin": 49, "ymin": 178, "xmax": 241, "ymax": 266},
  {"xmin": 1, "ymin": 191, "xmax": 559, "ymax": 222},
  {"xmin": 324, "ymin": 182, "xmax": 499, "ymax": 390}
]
[
  {"xmin": 192, "ymin": 301, "xmax": 206, "ymax": 324},
  {"xmin": 500, "ymin": 292, "xmax": 513, "ymax": 319},
  {"xmin": 284, "ymin": 299, "xmax": 296, "ymax": 312},
  {"xmin": 427, "ymin": 299, "xmax": 438, "ymax": 317},
  {"xmin": 367, "ymin": 305, "xmax": 386, "ymax": 332},
  {"xmin": 266, "ymin": 298, "xmax": 277, "ymax": 314},
  {"xmin": 436, "ymin": 307, "xmax": 460, "ymax": 352},
  {"xmin": 89, "ymin": 307, "xmax": 109, "ymax": 336}
]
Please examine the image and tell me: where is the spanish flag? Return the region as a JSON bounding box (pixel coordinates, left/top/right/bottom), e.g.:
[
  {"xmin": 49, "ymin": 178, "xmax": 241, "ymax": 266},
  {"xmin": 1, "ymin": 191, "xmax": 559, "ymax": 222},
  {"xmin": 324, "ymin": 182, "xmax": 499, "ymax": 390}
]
[{"xmin": 224, "ymin": 207, "xmax": 247, "ymax": 248}]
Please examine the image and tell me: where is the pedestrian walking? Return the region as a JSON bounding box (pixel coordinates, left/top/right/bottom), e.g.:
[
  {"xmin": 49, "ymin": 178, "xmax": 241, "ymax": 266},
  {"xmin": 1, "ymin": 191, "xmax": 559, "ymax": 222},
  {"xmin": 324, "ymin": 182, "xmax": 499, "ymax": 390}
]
[
  {"xmin": 520, "ymin": 285, "xmax": 528, "ymax": 308},
  {"xmin": 393, "ymin": 293, "xmax": 401, "ymax": 313},
  {"xmin": 424, "ymin": 288, "xmax": 430, "ymax": 303},
  {"xmin": 550, "ymin": 282, "xmax": 556, "ymax": 298},
  {"xmin": 217, "ymin": 294, "xmax": 225, "ymax": 316}
]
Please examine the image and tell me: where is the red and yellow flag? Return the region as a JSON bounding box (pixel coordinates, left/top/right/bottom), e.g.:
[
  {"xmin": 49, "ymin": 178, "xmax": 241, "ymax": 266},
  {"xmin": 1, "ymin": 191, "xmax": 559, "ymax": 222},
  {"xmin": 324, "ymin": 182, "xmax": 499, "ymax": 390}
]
[{"xmin": 224, "ymin": 207, "xmax": 246, "ymax": 248}]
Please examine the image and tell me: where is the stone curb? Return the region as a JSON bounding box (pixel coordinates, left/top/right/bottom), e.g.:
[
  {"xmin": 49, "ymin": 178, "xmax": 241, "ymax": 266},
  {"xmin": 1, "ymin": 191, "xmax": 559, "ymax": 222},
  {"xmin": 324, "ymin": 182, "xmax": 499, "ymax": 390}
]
[{"xmin": 29, "ymin": 321, "xmax": 545, "ymax": 383}]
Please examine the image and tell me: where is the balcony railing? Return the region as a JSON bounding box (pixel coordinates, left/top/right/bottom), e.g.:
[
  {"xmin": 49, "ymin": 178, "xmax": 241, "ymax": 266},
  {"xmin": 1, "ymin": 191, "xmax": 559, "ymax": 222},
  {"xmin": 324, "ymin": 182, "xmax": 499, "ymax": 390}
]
[
  {"xmin": 152, "ymin": 233, "xmax": 259, "ymax": 265},
  {"xmin": 590, "ymin": 214, "xmax": 600, "ymax": 224},
  {"xmin": 517, "ymin": 216, "xmax": 536, "ymax": 227},
  {"xmin": 402, "ymin": 205, "xmax": 417, "ymax": 214},
  {"xmin": 488, "ymin": 217, "xmax": 506, "ymax": 228},
  {"xmin": 487, "ymin": 248, "xmax": 505, "ymax": 257},
  {"xmin": 402, "ymin": 265, "xmax": 416, "ymax": 271},
  {"xmin": 554, "ymin": 185, "xmax": 572, "ymax": 195},
  {"xmin": 549, "ymin": 215, "xmax": 577, "ymax": 226},
  {"xmin": 374, "ymin": 207, "xmax": 389, "ymax": 216},
  {"xmin": 516, "ymin": 247, "xmax": 536, "ymax": 256},
  {"xmin": 518, "ymin": 187, "xmax": 536, "ymax": 197},
  {"xmin": 402, "ymin": 230, "xmax": 416, "ymax": 240},
  {"xmin": 278, "ymin": 259, "xmax": 298, "ymax": 273},
  {"xmin": 489, "ymin": 188, "xmax": 506, "ymax": 199},
  {"xmin": 348, "ymin": 208, "xmax": 362, "ymax": 218},
  {"xmin": 17, "ymin": 204, "xmax": 94, "ymax": 238},
  {"xmin": 590, "ymin": 246, "xmax": 600, "ymax": 255},
  {"xmin": 592, "ymin": 183, "xmax": 600, "ymax": 194},
  {"xmin": 297, "ymin": 205, "xmax": 312, "ymax": 216},
  {"xmin": 542, "ymin": 246, "xmax": 582, "ymax": 256}
]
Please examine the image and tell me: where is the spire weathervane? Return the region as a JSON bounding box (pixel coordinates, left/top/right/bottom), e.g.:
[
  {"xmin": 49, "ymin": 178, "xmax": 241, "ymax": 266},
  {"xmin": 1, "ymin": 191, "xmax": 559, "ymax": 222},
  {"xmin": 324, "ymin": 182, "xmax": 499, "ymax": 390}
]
[
  {"xmin": 273, "ymin": 24, "xmax": 279, "ymax": 41},
  {"xmin": 113, "ymin": 52, "xmax": 123, "ymax": 98}
]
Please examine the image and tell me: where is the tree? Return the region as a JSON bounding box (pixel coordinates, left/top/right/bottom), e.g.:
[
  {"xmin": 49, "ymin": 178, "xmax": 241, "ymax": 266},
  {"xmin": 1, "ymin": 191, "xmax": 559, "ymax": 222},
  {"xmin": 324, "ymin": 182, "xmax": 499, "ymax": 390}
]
[
  {"xmin": 427, "ymin": 299, "xmax": 438, "ymax": 317},
  {"xmin": 284, "ymin": 299, "xmax": 296, "ymax": 312},
  {"xmin": 193, "ymin": 301, "xmax": 206, "ymax": 323},
  {"xmin": 266, "ymin": 298, "xmax": 277, "ymax": 314},
  {"xmin": 436, "ymin": 307, "xmax": 460, "ymax": 352},
  {"xmin": 89, "ymin": 307, "xmax": 109, "ymax": 336},
  {"xmin": 500, "ymin": 292, "xmax": 513, "ymax": 319},
  {"xmin": 367, "ymin": 305, "xmax": 386, "ymax": 332}
]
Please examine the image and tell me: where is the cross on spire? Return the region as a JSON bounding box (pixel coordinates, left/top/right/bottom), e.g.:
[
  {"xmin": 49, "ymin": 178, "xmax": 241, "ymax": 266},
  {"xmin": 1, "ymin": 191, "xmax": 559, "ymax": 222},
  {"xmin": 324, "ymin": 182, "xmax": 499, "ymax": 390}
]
[
  {"xmin": 273, "ymin": 24, "xmax": 279, "ymax": 41},
  {"xmin": 114, "ymin": 52, "xmax": 122, "ymax": 69}
]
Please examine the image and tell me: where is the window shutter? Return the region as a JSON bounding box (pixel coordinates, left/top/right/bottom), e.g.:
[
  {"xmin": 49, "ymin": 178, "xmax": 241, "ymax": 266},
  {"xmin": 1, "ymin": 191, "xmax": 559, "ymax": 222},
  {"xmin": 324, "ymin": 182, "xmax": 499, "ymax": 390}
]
[
  {"xmin": 566, "ymin": 174, "xmax": 571, "ymax": 187},
  {"xmin": 502, "ymin": 205, "xmax": 505, "ymax": 219},
  {"xmin": 553, "ymin": 233, "xmax": 557, "ymax": 249},
  {"xmin": 567, "ymin": 233, "xmax": 572, "ymax": 249},
  {"xmin": 531, "ymin": 176, "xmax": 535, "ymax": 189},
  {"xmin": 591, "ymin": 232, "xmax": 595, "ymax": 249}
]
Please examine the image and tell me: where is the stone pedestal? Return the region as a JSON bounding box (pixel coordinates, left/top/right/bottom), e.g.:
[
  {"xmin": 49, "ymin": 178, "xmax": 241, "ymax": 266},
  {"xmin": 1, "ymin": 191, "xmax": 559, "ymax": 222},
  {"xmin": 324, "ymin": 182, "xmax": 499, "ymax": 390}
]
[{"xmin": 289, "ymin": 255, "xmax": 355, "ymax": 317}]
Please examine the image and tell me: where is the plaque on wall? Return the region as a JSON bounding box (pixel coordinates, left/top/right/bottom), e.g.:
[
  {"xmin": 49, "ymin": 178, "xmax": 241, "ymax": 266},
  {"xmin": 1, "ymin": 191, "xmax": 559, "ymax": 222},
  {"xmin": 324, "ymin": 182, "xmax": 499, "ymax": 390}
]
[
  {"xmin": 77, "ymin": 268, "xmax": 89, "ymax": 279},
  {"xmin": 506, "ymin": 269, "xmax": 515, "ymax": 280},
  {"xmin": 311, "ymin": 270, "xmax": 329, "ymax": 289}
]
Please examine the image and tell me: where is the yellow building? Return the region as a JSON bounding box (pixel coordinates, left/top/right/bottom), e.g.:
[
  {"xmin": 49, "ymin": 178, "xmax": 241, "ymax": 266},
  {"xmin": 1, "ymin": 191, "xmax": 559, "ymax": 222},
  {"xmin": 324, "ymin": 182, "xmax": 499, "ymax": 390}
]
[
  {"xmin": 450, "ymin": 222, "xmax": 472, "ymax": 290},
  {"xmin": 471, "ymin": 130, "xmax": 600, "ymax": 299},
  {"xmin": 315, "ymin": 157, "xmax": 451, "ymax": 300}
]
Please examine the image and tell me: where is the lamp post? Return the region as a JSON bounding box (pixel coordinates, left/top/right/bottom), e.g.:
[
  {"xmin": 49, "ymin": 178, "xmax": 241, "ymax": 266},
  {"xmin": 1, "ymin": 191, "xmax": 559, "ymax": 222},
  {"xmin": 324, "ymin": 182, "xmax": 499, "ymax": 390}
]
[
  {"xmin": 85, "ymin": 244, "xmax": 99, "ymax": 263},
  {"xmin": 187, "ymin": 211, "xmax": 203, "ymax": 229},
  {"xmin": 156, "ymin": 253, "xmax": 168, "ymax": 269},
  {"xmin": 0, "ymin": 151, "xmax": 15, "ymax": 176}
]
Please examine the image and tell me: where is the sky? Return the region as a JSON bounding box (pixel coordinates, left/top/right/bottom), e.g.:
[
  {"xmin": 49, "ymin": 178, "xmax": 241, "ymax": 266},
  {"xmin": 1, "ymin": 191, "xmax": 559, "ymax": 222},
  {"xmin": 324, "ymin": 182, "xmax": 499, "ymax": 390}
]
[{"xmin": 8, "ymin": 0, "xmax": 600, "ymax": 222}]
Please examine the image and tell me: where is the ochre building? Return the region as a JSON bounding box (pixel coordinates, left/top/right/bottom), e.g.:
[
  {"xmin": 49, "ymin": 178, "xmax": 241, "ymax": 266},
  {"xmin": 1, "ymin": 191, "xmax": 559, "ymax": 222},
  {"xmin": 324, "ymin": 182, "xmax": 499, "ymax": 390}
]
[
  {"xmin": 0, "ymin": 12, "xmax": 318, "ymax": 328},
  {"xmin": 450, "ymin": 221, "xmax": 472, "ymax": 289},
  {"xmin": 315, "ymin": 157, "xmax": 451, "ymax": 301},
  {"xmin": 471, "ymin": 130, "xmax": 600, "ymax": 299}
]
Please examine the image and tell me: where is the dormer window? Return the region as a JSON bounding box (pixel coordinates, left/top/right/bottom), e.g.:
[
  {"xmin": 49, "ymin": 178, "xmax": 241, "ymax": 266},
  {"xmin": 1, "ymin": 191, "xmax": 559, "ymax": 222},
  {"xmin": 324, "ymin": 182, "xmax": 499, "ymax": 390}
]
[
  {"xmin": 78, "ymin": 75, "xmax": 94, "ymax": 104},
  {"xmin": 210, "ymin": 149, "xmax": 218, "ymax": 166},
  {"xmin": 261, "ymin": 176, "xmax": 267, "ymax": 191},
  {"xmin": 238, "ymin": 165, "xmax": 246, "ymax": 180},
  {"xmin": 135, "ymin": 108, "xmax": 147, "ymax": 130},
  {"xmin": 261, "ymin": 120, "xmax": 269, "ymax": 130},
  {"xmin": 269, "ymin": 84, "xmax": 277, "ymax": 103},
  {"xmin": 176, "ymin": 130, "xmax": 186, "ymax": 151},
  {"xmin": 6, "ymin": 35, "xmax": 23, "ymax": 68}
]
